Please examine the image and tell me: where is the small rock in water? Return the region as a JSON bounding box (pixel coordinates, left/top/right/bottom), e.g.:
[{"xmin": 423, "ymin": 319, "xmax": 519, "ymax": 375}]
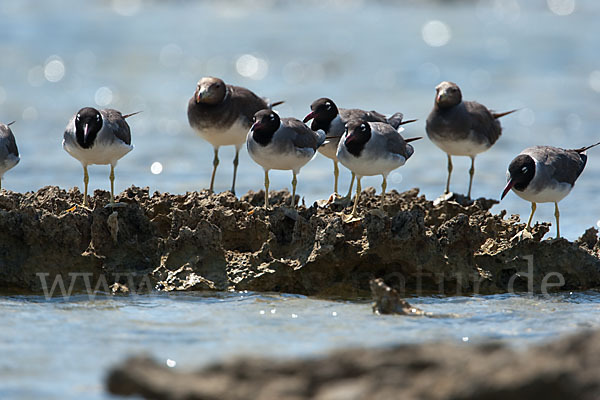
[{"xmin": 370, "ymin": 278, "xmax": 426, "ymax": 316}]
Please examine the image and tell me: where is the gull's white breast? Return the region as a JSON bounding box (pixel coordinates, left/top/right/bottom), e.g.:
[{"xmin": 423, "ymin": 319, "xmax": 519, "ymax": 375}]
[{"xmin": 194, "ymin": 118, "xmax": 248, "ymax": 147}]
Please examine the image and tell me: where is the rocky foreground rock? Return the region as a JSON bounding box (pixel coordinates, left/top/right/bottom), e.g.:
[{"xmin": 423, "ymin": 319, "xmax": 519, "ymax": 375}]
[
  {"xmin": 1, "ymin": 186, "xmax": 599, "ymax": 296},
  {"xmin": 106, "ymin": 329, "xmax": 600, "ymax": 400}
]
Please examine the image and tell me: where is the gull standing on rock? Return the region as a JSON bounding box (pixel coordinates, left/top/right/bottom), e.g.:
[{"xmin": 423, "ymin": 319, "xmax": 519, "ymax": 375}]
[
  {"xmin": 0, "ymin": 121, "xmax": 19, "ymax": 190},
  {"xmin": 337, "ymin": 120, "xmax": 421, "ymax": 221},
  {"xmin": 501, "ymin": 142, "xmax": 600, "ymax": 239},
  {"xmin": 426, "ymin": 81, "xmax": 516, "ymax": 198},
  {"xmin": 187, "ymin": 77, "xmax": 281, "ymax": 194},
  {"xmin": 63, "ymin": 107, "xmax": 139, "ymax": 207},
  {"xmin": 303, "ymin": 97, "xmax": 416, "ymax": 197},
  {"xmin": 247, "ymin": 109, "xmax": 325, "ymax": 208}
]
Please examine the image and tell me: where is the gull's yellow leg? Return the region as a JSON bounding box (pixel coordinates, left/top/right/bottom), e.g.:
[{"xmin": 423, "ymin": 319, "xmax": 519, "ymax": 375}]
[
  {"xmin": 291, "ymin": 171, "xmax": 297, "ymax": 208},
  {"xmin": 467, "ymin": 156, "xmax": 476, "ymax": 199},
  {"xmin": 264, "ymin": 170, "xmax": 269, "ymax": 209},
  {"xmin": 526, "ymin": 202, "xmax": 536, "ymax": 230},
  {"xmin": 231, "ymin": 145, "xmax": 240, "ymax": 195},
  {"xmin": 380, "ymin": 175, "xmax": 387, "ymax": 211},
  {"xmin": 445, "ymin": 154, "xmax": 453, "ymax": 194},
  {"xmin": 333, "ymin": 160, "xmax": 339, "ymax": 194},
  {"xmin": 209, "ymin": 147, "xmax": 219, "ymax": 192},
  {"xmin": 350, "ymin": 177, "xmax": 362, "ymax": 218},
  {"xmin": 83, "ymin": 165, "xmax": 89, "ymax": 207},
  {"xmin": 345, "ymin": 172, "xmax": 355, "ymax": 199},
  {"xmin": 554, "ymin": 202, "xmax": 560, "ymax": 239},
  {"xmin": 109, "ymin": 165, "xmax": 116, "ymax": 204}
]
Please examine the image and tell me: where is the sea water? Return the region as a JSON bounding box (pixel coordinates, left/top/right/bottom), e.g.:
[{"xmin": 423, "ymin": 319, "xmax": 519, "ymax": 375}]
[{"xmin": 1, "ymin": 291, "xmax": 600, "ymax": 399}]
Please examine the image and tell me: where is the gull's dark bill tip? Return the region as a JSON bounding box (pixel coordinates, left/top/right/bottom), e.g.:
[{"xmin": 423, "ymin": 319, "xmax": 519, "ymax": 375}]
[{"xmin": 501, "ymin": 179, "xmax": 514, "ymax": 200}]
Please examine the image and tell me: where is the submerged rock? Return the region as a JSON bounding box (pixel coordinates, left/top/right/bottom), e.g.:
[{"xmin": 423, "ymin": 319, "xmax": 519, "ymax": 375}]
[
  {"xmin": 370, "ymin": 278, "xmax": 426, "ymax": 315},
  {"xmin": 106, "ymin": 329, "xmax": 600, "ymax": 400},
  {"xmin": 1, "ymin": 185, "xmax": 599, "ymax": 296}
]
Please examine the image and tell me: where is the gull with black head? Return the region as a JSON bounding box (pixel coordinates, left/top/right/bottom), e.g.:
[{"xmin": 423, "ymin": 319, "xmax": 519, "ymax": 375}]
[
  {"xmin": 337, "ymin": 120, "xmax": 421, "ymax": 221},
  {"xmin": 63, "ymin": 107, "xmax": 139, "ymax": 208},
  {"xmin": 0, "ymin": 121, "xmax": 19, "ymax": 190},
  {"xmin": 426, "ymin": 81, "xmax": 516, "ymax": 198},
  {"xmin": 304, "ymin": 97, "xmax": 416, "ymax": 197},
  {"xmin": 247, "ymin": 109, "xmax": 325, "ymax": 208},
  {"xmin": 187, "ymin": 77, "xmax": 281, "ymax": 194},
  {"xmin": 501, "ymin": 142, "xmax": 600, "ymax": 239}
]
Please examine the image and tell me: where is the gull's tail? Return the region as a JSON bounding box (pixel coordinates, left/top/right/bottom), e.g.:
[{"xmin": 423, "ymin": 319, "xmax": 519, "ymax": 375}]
[
  {"xmin": 387, "ymin": 112, "xmax": 418, "ymax": 131},
  {"xmin": 268, "ymin": 100, "xmax": 285, "ymax": 109},
  {"xmin": 492, "ymin": 109, "xmax": 518, "ymax": 119},
  {"xmin": 573, "ymin": 141, "xmax": 600, "ymax": 154},
  {"xmin": 123, "ymin": 111, "xmax": 143, "ymax": 119}
]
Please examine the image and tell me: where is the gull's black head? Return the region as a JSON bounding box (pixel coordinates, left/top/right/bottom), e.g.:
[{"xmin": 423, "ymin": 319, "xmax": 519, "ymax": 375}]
[
  {"xmin": 501, "ymin": 154, "xmax": 535, "ymax": 199},
  {"xmin": 75, "ymin": 107, "xmax": 102, "ymax": 149},
  {"xmin": 194, "ymin": 77, "xmax": 227, "ymax": 105},
  {"xmin": 303, "ymin": 98, "xmax": 339, "ymax": 131},
  {"xmin": 251, "ymin": 109, "xmax": 280, "ymax": 146},
  {"xmin": 344, "ymin": 120, "xmax": 371, "ymax": 157},
  {"xmin": 435, "ymin": 81, "xmax": 462, "ymax": 108}
]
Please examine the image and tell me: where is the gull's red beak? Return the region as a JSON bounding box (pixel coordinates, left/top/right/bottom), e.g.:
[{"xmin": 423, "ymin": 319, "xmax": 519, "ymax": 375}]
[
  {"xmin": 303, "ymin": 111, "xmax": 316, "ymax": 123},
  {"xmin": 83, "ymin": 123, "xmax": 89, "ymax": 140},
  {"xmin": 251, "ymin": 121, "xmax": 262, "ymax": 132},
  {"xmin": 501, "ymin": 179, "xmax": 514, "ymax": 200},
  {"xmin": 344, "ymin": 133, "xmax": 356, "ymax": 146}
]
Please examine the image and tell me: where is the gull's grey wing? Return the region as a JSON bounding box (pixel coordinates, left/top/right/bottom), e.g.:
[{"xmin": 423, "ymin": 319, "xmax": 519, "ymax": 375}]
[
  {"xmin": 340, "ymin": 108, "xmax": 388, "ymax": 124},
  {"xmin": 464, "ymin": 101, "xmax": 502, "ymax": 146},
  {"xmin": 527, "ymin": 146, "xmax": 586, "ymax": 186},
  {"xmin": 372, "ymin": 122, "xmax": 413, "ymax": 159},
  {"xmin": 0, "ymin": 124, "xmax": 19, "ymax": 157},
  {"xmin": 230, "ymin": 85, "xmax": 270, "ymax": 125},
  {"xmin": 103, "ymin": 109, "xmax": 132, "ymax": 145},
  {"xmin": 283, "ymin": 118, "xmax": 325, "ymax": 150}
]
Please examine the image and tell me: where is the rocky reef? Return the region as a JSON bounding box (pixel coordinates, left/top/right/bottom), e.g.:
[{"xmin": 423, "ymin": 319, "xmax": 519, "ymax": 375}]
[
  {"xmin": 1, "ymin": 185, "xmax": 599, "ymax": 297},
  {"xmin": 106, "ymin": 329, "xmax": 600, "ymax": 400}
]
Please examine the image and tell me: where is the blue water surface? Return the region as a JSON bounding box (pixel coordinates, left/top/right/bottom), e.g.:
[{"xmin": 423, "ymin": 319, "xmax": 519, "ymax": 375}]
[{"xmin": 1, "ymin": 290, "xmax": 600, "ymax": 400}]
